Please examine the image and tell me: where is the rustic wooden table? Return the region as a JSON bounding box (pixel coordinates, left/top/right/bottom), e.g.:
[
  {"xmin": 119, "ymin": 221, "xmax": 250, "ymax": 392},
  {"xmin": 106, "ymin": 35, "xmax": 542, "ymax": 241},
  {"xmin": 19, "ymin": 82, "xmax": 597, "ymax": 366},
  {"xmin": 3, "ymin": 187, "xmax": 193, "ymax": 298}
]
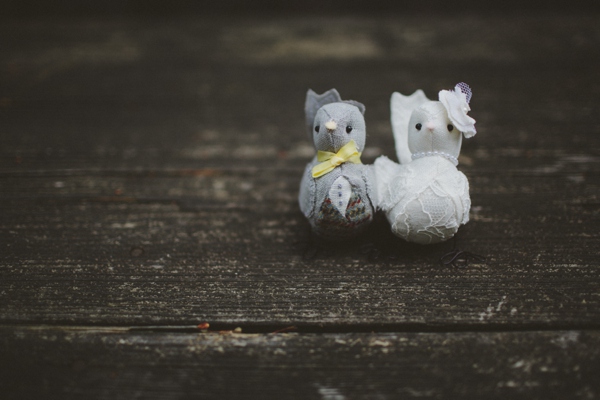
[{"xmin": 1, "ymin": 10, "xmax": 599, "ymax": 399}]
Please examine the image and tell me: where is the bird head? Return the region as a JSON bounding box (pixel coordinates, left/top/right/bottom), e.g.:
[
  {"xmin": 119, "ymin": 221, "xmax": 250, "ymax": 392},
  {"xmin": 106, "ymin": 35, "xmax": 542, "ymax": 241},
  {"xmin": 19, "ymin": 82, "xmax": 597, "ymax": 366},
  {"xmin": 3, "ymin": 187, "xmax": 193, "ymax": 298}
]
[
  {"xmin": 312, "ymin": 102, "xmax": 366, "ymax": 153},
  {"xmin": 407, "ymin": 101, "xmax": 463, "ymax": 159}
]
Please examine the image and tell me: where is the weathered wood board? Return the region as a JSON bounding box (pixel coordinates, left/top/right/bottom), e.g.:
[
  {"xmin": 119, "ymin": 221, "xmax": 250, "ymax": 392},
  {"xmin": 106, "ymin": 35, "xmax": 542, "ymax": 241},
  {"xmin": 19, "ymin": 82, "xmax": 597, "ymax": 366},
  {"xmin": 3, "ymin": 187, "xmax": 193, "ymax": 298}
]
[
  {"xmin": 1, "ymin": 327, "xmax": 598, "ymax": 399},
  {"xmin": 0, "ymin": 13, "xmax": 599, "ymax": 399}
]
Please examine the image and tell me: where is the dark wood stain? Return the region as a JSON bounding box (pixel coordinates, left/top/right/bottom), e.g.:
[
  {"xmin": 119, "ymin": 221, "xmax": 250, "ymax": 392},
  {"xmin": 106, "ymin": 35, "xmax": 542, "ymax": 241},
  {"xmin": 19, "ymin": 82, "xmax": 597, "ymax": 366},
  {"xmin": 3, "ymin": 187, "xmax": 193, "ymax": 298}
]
[{"xmin": 0, "ymin": 13, "xmax": 599, "ymax": 399}]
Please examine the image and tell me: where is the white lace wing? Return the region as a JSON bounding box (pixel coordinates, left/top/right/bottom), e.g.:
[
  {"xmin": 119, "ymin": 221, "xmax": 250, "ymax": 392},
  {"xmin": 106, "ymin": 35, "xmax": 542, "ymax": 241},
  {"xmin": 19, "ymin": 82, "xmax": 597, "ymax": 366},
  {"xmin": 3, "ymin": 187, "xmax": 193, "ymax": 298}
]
[
  {"xmin": 298, "ymin": 161, "xmax": 316, "ymax": 218},
  {"xmin": 373, "ymin": 155, "xmax": 402, "ymax": 212},
  {"xmin": 390, "ymin": 89, "xmax": 429, "ymax": 164},
  {"xmin": 385, "ymin": 158, "xmax": 470, "ymax": 244},
  {"xmin": 440, "ymin": 169, "xmax": 471, "ymax": 226}
]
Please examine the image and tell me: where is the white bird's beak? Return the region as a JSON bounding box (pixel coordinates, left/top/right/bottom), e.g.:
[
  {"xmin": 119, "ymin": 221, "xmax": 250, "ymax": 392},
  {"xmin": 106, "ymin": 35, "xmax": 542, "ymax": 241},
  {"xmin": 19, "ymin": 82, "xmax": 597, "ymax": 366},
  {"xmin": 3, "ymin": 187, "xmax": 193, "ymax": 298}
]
[{"xmin": 325, "ymin": 120, "xmax": 337, "ymax": 132}]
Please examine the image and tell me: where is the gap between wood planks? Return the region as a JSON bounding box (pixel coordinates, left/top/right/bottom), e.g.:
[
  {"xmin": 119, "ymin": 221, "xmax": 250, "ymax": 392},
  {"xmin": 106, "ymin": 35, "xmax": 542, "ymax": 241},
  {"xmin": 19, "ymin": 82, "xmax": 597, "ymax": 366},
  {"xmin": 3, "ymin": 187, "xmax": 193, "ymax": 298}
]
[{"xmin": 3, "ymin": 322, "xmax": 600, "ymax": 335}]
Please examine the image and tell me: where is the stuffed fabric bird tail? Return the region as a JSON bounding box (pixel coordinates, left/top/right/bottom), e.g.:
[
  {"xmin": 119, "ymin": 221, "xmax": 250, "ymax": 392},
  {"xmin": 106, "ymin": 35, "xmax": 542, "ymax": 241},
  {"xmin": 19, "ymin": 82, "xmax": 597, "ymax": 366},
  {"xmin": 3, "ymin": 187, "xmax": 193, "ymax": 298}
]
[
  {"xmin": 304, "ymin": 89, "xmax": 342, "ymax": 140},
  {"xmin": 299, "ymin": 89, "xmax": 377, "ymax": 240},
  {"xmin": 390, "ymin": 89, "xmax": 430, "ymax": 164}
]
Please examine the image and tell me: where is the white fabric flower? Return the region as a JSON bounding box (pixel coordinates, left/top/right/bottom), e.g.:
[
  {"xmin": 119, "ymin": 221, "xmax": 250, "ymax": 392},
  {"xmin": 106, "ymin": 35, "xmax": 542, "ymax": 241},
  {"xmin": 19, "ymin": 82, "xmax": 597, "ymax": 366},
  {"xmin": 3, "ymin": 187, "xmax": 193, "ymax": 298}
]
[{"xmin": 438, "ymin": 83, "xmax": 476, "ymax": 138}]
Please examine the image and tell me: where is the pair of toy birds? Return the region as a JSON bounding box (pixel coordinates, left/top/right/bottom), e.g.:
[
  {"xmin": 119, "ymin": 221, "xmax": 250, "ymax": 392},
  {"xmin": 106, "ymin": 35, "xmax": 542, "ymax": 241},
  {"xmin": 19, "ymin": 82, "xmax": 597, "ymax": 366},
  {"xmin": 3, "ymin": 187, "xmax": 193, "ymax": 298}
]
[{"xmin": 299, "ymin": 83, "xmax": 477, "ymax": 245}]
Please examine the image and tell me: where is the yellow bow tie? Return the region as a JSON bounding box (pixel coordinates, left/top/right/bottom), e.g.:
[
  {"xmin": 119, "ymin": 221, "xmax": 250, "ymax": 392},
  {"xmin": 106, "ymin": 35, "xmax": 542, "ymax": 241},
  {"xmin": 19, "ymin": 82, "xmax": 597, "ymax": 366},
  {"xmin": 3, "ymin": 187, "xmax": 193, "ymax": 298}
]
[{"xmin": 311, "ymin": 140, "xmax": 362, "ymax": 178}]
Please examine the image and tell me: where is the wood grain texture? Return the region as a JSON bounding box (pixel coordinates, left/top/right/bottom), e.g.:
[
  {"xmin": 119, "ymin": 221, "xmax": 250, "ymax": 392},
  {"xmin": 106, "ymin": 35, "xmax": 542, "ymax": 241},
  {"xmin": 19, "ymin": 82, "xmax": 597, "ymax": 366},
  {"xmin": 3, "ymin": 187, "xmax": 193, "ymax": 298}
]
[
  {"xmin": 0, "ymin": 16, "xmax": 598, "ymax": 328},
  {"xmin": 0, "ymin": 14, "xmax": 599, "ymax": 398},
  {"xmin": 1, "ymin": 327, "xmax": 598, "ymax": 400},
  {"xmin": 0, "ymin": 167, "xmax": 599, "ymax": 327}
]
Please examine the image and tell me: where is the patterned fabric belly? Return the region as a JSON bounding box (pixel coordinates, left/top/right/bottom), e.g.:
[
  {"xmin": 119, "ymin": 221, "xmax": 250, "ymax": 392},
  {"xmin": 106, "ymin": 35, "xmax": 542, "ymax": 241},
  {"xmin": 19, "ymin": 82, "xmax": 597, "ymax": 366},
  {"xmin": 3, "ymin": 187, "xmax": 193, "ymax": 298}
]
[{"xmin": 313, "ymin": 190, "xmax": 373, "ymax": 239}]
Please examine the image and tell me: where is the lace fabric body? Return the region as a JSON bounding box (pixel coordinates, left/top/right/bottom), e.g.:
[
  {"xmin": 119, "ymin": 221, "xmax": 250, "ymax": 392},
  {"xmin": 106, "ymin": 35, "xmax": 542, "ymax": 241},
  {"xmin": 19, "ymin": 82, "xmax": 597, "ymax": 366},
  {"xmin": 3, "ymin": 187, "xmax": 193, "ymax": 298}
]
[{"xmin": 375, "ymin": 155, "xmax": 470, "ymax": 244}]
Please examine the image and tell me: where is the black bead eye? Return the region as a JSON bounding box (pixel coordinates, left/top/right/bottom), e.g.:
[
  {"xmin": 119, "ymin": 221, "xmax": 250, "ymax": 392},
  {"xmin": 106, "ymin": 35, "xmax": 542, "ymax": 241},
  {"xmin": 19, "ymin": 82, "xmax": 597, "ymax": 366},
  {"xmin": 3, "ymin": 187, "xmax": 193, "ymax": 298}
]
[
  {"xmin": 416, "ymin": 123, "xmax": 422, "ymax": 131},
  {"xmin": 346, "ymin": 126, "xmax": 353, "ymax": 134},
  {"xmin": 314, "ymin": 125, "xmax": 320, "ymax": 133},
  {"xmin": 447, "ymin": 124, "xmax": 454, "ymax": 132}
]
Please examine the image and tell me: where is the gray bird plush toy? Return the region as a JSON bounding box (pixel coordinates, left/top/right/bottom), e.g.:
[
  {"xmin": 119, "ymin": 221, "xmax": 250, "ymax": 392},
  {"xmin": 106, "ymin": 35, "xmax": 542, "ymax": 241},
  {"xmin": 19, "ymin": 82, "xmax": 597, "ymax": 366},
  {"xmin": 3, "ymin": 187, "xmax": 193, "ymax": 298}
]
[{"xmin": 298, "ymin": 89, "xmax": 378, "ymax": 240}]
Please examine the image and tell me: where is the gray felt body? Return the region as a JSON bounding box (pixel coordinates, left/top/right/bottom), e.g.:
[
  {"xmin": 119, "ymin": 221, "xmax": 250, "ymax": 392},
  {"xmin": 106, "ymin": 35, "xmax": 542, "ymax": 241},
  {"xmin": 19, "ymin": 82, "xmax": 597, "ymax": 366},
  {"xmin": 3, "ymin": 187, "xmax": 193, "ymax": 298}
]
[{"xmin": 299, "ymin": 156, "xmax": 377, "ymax": 221}]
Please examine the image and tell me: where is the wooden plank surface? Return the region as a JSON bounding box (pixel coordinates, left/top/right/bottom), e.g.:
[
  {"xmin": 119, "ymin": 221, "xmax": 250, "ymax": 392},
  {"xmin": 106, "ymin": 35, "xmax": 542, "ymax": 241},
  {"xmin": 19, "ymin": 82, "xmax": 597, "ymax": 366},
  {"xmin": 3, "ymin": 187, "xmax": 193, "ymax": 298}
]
[
  {"xmin": 1, "ymin": 15, "xmax": 598, "ymax": 327},
  {"xmin": 1, "ymin": 13, "xmax": 599, "ymax": 399},
  {"xmin": 1, "ymin": 326, "xmax": 598, "ymax": 399}
]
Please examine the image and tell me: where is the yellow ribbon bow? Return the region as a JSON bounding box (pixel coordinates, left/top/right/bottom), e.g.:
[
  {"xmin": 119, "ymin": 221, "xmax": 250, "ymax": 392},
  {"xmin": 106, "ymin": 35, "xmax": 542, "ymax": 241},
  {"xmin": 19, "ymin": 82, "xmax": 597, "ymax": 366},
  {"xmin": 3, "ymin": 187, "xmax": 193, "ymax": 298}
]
[{"xmin": 311, "ymin": 140, "xmax": 362, "ymax": 178}]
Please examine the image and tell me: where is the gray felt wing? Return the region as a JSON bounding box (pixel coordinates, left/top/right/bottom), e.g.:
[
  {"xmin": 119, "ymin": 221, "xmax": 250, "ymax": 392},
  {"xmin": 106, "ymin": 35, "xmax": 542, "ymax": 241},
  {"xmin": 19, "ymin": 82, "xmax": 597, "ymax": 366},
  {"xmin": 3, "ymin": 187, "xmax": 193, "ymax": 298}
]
[
  {"xmin": 298, "ymin": 161, "xmax": 316, "ymax": 219},
  {"xmin": 362, "ymin": 164, "xmax": 378, "ymax": 211},
  {"xmin": 305, "ymin": 89, "xmax": 342, "ymax": 139}
]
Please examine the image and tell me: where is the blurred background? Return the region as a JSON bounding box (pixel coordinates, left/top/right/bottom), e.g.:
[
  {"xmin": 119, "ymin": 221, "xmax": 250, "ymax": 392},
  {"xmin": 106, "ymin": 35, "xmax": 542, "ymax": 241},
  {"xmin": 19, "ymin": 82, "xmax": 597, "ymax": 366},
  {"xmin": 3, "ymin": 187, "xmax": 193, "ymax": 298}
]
[
  {"xmin": 2, "ymin": 0, "xmax": 599, "ymax": 17},
  {"xmin": 1, "ymin": 1, "xmax": 598, "ymax": 174}
]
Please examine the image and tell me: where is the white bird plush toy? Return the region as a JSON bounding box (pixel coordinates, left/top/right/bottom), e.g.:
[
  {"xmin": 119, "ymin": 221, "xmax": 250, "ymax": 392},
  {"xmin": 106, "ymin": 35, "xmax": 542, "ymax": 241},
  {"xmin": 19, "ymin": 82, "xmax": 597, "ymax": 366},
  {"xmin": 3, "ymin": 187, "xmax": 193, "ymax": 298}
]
[
  {"xmin": 375, "ymin": 83, "xmax": 477, "ymax": 244},
  {"xmin": 299, "ymin": 89, "xmax": 377, "ymax": 240}
]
